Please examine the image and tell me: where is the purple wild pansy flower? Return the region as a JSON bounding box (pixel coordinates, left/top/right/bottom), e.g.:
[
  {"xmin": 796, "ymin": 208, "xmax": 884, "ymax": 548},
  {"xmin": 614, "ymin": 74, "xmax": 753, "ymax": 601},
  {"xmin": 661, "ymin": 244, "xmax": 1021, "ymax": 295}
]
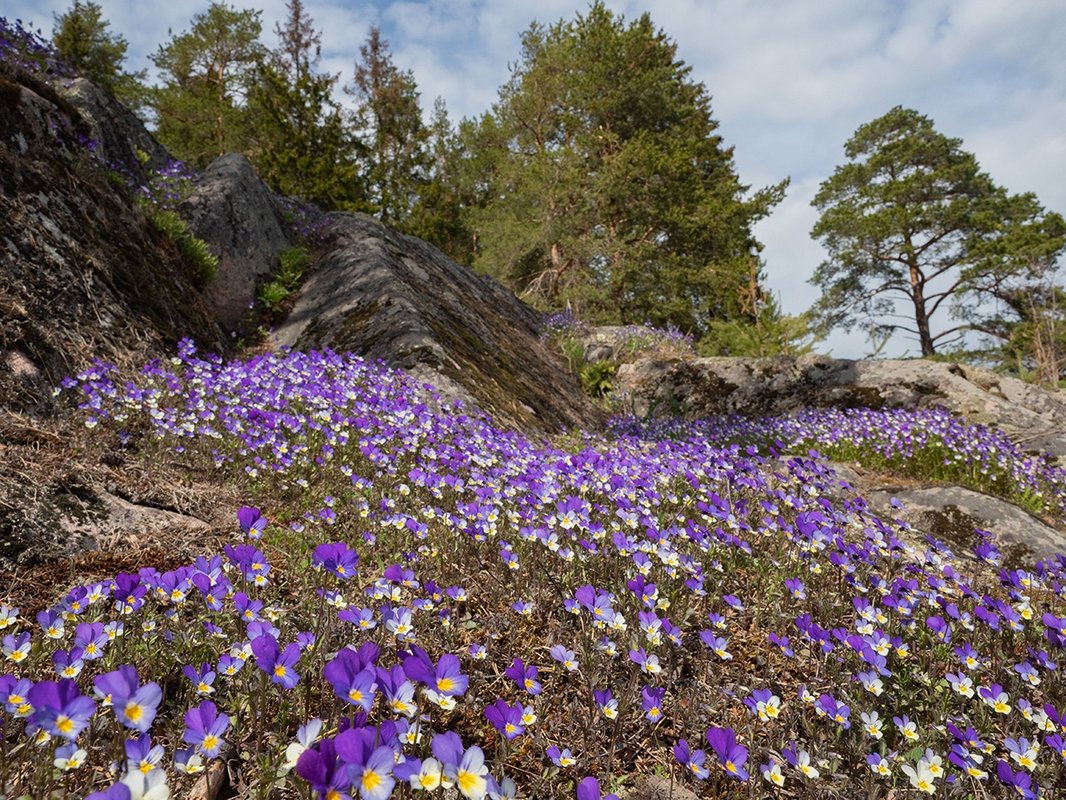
[
  {"xmin": 377, "ymin": 664, "xmax": 417, "ymax": 718},
  {"xmin": 549, "ymin": 644, "xmax": 579, "ymax": 671},
  {"xmin": 431, "ymin": 653, "xmax": 468, "ymax": 697},
  {"xmin": 769, "ymin": 632, "xmax": 795, "ymax": 657},
  {"xmin": 642, "ymin": 686, "xmax": 665, "ymax": 724},
  {"xmin": 73, "ymin": 622, "xmax": 108, "ymax": 660},
  {"xmin": 86, "ymin": 786, "xmax": 132, "ymax": 800},
  {"xmin": 93, "ymin": 665, "xmax": 161, "ymax": 734},
  {"xmin": 52, "ymin": 647, "xmax": 85, "ymax": 679},
  {"xmin": 705, "ymin": 726, "xmax": 749, "ymax": 781},
  {"xmin": 431, "ymin": 731, "xmax": 489, "ymax": 799},
  {"xmin": 125, "ymin": 733, "xmax": 165, "ymax": 774},
  {"xmin": 233, "ymin": 592, "xmax": 263, "ymax": 623},
  {"xmin": 183, "ymin": 662, "xmax": 217, "ymax": 695},
  {"xmin": 484, "ymin": 699, "xmax": 525, "ymax": 739},
  {"xmin": 784, "ymin": 577, "xmax": 806, "ymax": 600},
  {"xmin": 673, "ymin": 739, "xmax": 709, "ymax": 779},
  {"xmin": 28, "ymin": 679, "xmax": 96, "ymax": 740},
  {"xmin": 250, "ymin": 634, "xmax": 301, "ymax": 690},
  {"xmin": 546, "ymin": 745, "xmax": 576, "ymax": 767},
  {"xmin": 996, "ymin": 760, "xmax": 1037, "ymax": 799},
  {"xmin": 324, "ymin": 648, "xmax": 378, "ymax": 712},
  {"xmin": 979, "ymin": 683, "xmax": 1011, "ymax": 714},
  {"xmin": 504, "ymin": 657, "xmax": 541, "ymax": 695},
  {"xmin": 237, "ymin": 506, "xmax": 268, "ymax": 539},
  {"xmin": 349, "ymin": 743, "xmax": 396, "ymax": 800},
  {"xmin": 183, "ymin": 700, "xmax": 230, "ymax": 758},
  {"xmin": 926, "ymin": 615, "xmax": 952, "ymax": 643},
  {"xmin": 594, "ymin": 688, "xmax": 618, "ymax": 719},
  {"xmin": 576, "ymin": 777, "xmax": 619, "ymax": 800},
  {"xmin": 296, "ymin": 738, "xmax": 352, "ymax": 799},
  {"xmin": 312, "ymin": 541, "xmax": 360, "ymax": 579},
  {"xmin": 723, "ymin": 595, "xmax": 745, "ymax": 611}
]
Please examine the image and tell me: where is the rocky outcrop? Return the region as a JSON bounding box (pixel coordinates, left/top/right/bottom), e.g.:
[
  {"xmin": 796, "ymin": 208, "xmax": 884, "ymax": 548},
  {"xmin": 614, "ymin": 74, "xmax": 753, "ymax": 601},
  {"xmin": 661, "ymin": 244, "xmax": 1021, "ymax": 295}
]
[
  {"xmin": 272, "ymin": 213, "xmax": 600, "ymax": 432},
  {"xmin": 867, "ymin": 486, "xmax": 1066, "ymax": 565},
  {"xmin": 58, "ymin": 77, "xmax": 170, "ymax": 183},
  {"xmin": 0, "ymin": 480, "xmax": 209, "ymax": 572},
  {"xmin": 616, "ymin": 354, "xmax": 1066, "ymax": 456},
  {"xmin": 0, "ymin": 65, "xmax": 225, "ymax": 413},
  {"xmin": 179, "ymin": 154, "xmax": 292, "ymax": 332}
]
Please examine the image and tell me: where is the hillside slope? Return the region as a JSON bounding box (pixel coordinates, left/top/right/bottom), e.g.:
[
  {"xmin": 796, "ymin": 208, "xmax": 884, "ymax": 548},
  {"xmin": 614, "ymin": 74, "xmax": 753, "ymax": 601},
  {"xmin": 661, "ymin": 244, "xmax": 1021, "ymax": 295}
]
[{"xmin": 0, "ymin": 65, "xmax": 225, "ymax": 413}]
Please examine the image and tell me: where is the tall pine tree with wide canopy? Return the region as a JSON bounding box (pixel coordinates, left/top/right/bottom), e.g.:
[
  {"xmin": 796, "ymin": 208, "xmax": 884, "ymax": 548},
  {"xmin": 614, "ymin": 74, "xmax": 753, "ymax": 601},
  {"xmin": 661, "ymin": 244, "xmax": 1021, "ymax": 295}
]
[
  {"xmin": 810, "ymin": 106, "xmax": 1065, "ymax": 357},
  {"xmin": 457, "ymin": 2, "xmax": 786, "ymax": 339},
  {"xmin": 149, "ymin": 2, "xmax": 264, "ymax": 167}
]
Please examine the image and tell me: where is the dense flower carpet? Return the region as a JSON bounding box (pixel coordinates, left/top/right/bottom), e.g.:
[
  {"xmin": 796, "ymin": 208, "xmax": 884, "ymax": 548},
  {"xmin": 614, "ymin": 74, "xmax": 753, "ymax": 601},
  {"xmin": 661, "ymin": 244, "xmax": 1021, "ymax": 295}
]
[{"xmin": 2, "ymin": 343, "xmax": 1065, "ymax": 798}]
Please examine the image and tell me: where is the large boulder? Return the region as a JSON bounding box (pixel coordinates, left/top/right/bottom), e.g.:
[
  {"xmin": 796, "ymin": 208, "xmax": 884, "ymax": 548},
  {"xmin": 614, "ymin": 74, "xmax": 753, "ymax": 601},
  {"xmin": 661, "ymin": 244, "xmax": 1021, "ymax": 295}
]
[
  {"xmin": 272, "ymin": 213, "xmax": 600, "ymax": 432},
  {"xmin": 0, "ymin": 66, "xmax": 225, "ymax": 413},
  {"xmin": 179, "ymin": 154, "xmax": 292, "ymax": 332},
  {"xmin": 616, "ymin": 354, "xmax": 1066, "ymax": 456}
]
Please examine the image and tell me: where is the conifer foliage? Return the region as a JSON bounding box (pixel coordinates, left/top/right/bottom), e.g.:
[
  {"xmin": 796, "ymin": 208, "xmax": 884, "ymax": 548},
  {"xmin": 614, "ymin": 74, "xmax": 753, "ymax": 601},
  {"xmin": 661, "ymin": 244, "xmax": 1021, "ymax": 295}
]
[
  {"xmin": 347, "ymin": 26, "xmax": 431, "ymax": 225},
  {"xmin": 51, "ymin": 0, "xmax": 147, "ymax": 110},
  {"xmin": 247, "ymin": 0, "xmax": 362, "ymax": 211},
  {"xmin": 455, "ymin": 2, "xmax": 787, "ymax": 340},
  {"xmin": 149, "ymin": 2, "xmax": 264, "ymax": 167}
]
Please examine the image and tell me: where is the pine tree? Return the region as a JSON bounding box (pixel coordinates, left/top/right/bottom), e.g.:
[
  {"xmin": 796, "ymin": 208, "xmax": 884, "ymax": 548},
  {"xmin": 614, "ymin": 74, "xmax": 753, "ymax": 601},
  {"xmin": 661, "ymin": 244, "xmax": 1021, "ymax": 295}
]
[
  {"xmin": 347, "ymin": 26, "xmax": 430, "ymax": 225},
  {"xmin": 51, "ymin": 0, "xmax": 147, "ymax": 111},
  {"xmin": 405, "ymin": 98, "xmax": 476, "ymax": 263},
  {"xmin": 810, "ymin": 106, "xmax": 1066, "ymax": 356},
  {"xmin": 456, "ymin": 2, "xmax": 785, "ymax": 340},
  {"xmin": 247, "ymin": 0, "xmax": 363, "ymax": 210},
  {"xmin": 150, "ymin": 2, "xmax": 264, "ymax": 167}
]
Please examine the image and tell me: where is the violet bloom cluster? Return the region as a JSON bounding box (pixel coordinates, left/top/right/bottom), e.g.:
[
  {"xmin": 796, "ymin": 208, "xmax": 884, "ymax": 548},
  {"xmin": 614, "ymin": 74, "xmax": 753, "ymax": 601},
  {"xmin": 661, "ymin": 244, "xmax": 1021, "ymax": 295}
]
[{"xmin": 37, "ymin": 339, "xmax": 1066, "ymax": 797}]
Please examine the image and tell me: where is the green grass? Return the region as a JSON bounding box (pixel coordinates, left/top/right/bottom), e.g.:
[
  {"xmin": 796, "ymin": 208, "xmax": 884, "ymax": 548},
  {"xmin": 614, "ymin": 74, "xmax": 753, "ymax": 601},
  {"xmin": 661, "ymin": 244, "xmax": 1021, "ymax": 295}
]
[{"xmin": 144, "ymin": 207, "xmax": 219, "ymax": 286}]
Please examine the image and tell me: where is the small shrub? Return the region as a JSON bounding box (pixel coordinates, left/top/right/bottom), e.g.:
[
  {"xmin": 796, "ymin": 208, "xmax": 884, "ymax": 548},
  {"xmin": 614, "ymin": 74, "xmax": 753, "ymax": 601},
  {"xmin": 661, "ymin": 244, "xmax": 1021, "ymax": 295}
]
[
  {"xmin": 277, "ymin": 245, "xmax": 309, "ymax": 286},
  {"xmin": 579, "ymin": 360, "xmax": 616, "ymax": 398}
]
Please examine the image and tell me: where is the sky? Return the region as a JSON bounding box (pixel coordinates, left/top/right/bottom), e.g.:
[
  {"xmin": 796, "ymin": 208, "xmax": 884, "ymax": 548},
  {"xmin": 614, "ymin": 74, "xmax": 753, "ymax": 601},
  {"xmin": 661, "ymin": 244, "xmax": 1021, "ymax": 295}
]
[{"xmin": 9, "ymin": 0, "xmax": 1066, "ymax": 358}]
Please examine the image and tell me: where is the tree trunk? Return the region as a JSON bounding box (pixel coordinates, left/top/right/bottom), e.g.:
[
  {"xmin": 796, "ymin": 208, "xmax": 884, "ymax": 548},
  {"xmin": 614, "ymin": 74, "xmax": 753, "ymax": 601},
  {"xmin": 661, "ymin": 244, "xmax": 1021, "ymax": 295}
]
[
  {"xmin": 216, "ymin": 64, "xmax": 226, "ymax": 157},
  {"xmin": 909, "ymin": 262, "xmax": 935, "ymax": 356}
]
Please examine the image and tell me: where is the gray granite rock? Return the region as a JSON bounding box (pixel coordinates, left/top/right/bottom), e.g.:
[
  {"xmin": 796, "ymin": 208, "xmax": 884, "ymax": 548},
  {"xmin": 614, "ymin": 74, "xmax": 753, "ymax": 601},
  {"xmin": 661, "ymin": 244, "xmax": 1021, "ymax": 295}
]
[
  {"xmin": 0, "ymin": 481, "xmax": 210, "ymax": 571},
  {"xmin": 272, "ymin": 213, "xmax": 600, "ymax": 432},
  {"xmin": 0, "ymin": 71, "xmax": 224, "ymax": 413},
  {"xmin": 179, "ymin": 154, "xmax": 292, "ymax": 332},
  {"xmin": 58, "ymin": 77, "xmax": 170, "ymax": 182},
  {"xmin": 867, "ymin": 485, "xmax": 1066, "ymax": 565}
]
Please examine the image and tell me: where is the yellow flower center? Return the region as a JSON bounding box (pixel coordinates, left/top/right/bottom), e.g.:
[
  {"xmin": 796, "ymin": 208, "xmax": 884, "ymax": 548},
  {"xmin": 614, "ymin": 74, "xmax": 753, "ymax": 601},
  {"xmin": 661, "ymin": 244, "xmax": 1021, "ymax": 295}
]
[
  {"xmin": 419, "ymin": 772, "xmax": 440, "ymax": 789},
  {"xmin": 457, "ymin": 770, "xmax": 484, "ymax": 794},
  {"xmin": 361, "ymin": 769, "xmax": 382, "ymax": 791}
]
